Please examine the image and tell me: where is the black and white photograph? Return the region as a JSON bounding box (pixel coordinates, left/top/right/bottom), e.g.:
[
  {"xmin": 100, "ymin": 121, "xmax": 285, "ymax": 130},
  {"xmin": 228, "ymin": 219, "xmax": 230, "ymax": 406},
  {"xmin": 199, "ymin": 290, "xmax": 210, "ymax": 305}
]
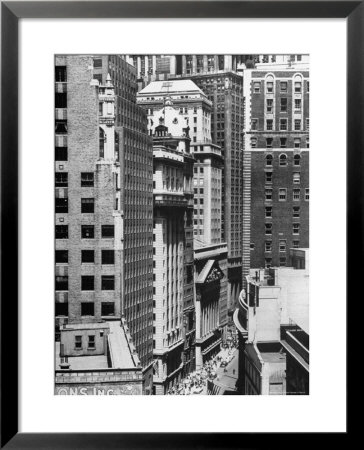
[{"xmin": 54, "ymin": 54, "xmax": 309, "ymax": 396}]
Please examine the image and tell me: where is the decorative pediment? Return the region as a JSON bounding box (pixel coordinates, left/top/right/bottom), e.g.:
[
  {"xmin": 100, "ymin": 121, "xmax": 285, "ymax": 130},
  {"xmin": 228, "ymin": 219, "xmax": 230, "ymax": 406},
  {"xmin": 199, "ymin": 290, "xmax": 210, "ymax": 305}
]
[
  {"xmin": 196, "ymin": 259, "xmax": 225, "ymax": 285},
  {"xmin": 206, "ymin": 266, "xmax": 224, "ymax": 283}
]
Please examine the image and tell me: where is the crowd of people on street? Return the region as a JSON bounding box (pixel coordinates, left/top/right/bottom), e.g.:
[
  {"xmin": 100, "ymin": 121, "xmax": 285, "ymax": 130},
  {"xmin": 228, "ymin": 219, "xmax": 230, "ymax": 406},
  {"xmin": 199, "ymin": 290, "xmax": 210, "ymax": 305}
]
[{"xmin": 166, "ymin": 335, "xmax": 238, "ymax": 395}]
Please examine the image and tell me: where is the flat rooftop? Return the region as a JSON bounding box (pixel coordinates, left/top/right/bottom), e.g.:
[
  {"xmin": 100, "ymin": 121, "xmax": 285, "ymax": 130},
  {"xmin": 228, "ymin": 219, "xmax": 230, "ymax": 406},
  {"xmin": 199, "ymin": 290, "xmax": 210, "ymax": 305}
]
[
  {"xmin": 56, "ymin": 321, "xmax": 136, "ymax": 371},
  {"xmin": 55, "ymin": 342, "xmax": 109, "ymax": 370}
]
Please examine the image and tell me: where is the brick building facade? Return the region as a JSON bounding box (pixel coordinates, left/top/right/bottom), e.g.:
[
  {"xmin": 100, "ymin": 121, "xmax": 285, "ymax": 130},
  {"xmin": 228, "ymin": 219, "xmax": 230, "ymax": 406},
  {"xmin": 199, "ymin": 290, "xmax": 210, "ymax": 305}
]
[{"xmin": 242, "ymin": 68, "xmax": 309, "ymax": 275}]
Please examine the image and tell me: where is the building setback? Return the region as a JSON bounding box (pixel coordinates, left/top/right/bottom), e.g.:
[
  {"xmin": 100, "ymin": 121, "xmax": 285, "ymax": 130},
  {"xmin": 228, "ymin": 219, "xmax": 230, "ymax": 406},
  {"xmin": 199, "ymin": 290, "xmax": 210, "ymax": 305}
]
[
  {"xmin": 242, "ymin": 67, "xmax": 309, "ymax": 280},
  {"xmin": 55, "ymin": 55, "xmax": 154, "ymax": 394}
]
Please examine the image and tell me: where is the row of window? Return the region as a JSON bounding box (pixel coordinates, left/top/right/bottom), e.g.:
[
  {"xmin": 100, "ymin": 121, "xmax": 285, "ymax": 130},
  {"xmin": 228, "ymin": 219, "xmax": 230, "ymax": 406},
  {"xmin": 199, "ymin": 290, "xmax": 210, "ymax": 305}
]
[
  {"xmin": 265, "ymin": 154, "xmax": 303, "ymax": 166},
  {"xmin": 255, "ymin": 137, "xmax": 309, "ymax": 149},
  {"xmin": 55, "ymin": 198, "xmax": 95, "ymax": 214},
  {"xmin": 265, "ymin": 188, "xmax": 309, "ymax": 201},
  {"xmin": 55, "ymin": 172, "xmax": 94, "ymax": 187},
  {"xmin": 253, "ymin": 79, "xmax": 308, "ymax": 94},
  {"xmin": 262, "ymin": 98, "xmax": 304, "ymax": 114},
  {"xmin": 265, "ymin": 206, "xmax": 301, "ymax": 218},
  {"xmin": 55, "ymin": 302, "xmax": 115, "ymax": 317},
  {"xmin": 265, "ymin": 223, "xmax": 300, "ymax": 235},
  {"xmin": 56, "ymin": 275, "xmax": 115, "ymax": 291},
  {"xmin": 55, "ymin": 224, "xmax": 114, "ymax": 239},
  {"xmin": 251, "ymin": 239, "xmax": 299, "ymax": 253},
  {"xmin": 265, "ymin": 172, "xmax": 301, "ymax": 184},
  {"xmin": 56, "ymin": 249, "xmax": 115, "ymax": 264},
  {"xmin": 265, "ymin": 119, "xmax": 304, "ymax": 131}
]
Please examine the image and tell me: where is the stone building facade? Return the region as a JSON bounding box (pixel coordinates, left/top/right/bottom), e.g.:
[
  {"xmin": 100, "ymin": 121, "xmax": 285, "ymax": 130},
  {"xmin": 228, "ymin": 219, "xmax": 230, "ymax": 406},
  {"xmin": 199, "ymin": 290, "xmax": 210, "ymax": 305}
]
[{"xmin": 55, "ymin": 55, "xmax": 154, "ymax": 394}]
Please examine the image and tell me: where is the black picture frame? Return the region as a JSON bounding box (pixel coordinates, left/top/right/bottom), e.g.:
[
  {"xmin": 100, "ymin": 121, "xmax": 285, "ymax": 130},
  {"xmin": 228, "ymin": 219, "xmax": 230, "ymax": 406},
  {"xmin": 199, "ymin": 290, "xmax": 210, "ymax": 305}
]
[{"xmin": 1, "ymin": 1, "xmax": 354, "ymax": 448}]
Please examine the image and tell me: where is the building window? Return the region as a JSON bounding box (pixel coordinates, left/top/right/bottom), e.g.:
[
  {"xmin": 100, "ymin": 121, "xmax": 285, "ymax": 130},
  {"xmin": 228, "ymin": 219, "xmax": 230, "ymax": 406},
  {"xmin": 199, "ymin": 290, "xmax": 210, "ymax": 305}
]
[
  {"xmin": 81, "ymin": 198, "xmax": 94, "ymax": 213},
  {"xmin": 294, "ymin": 81, "xmax": 302, "ymax": 93},
  {"xmin": 81, "ymin": 302, "xmax": 94, "ymax": 316},
  {"xmin": 253, "ymin": 81, "xmax": 260, "ymax": 93},
  {"xmin": 55, "ymin": 276, "xmax": 68, "ymax": 291},
  {"xmin": 294, "ymin": 119, "xmax": 301, "ymax": 131},
  {"xmin": 102, "ymin": 302, "xmax": 115, "ymax": 316},
  {"xmin": 279, "ymin": 257, "xmax": 287, "ymax": 266},
  {"xmin": 55, "ymin": 147, "xmax": 68, "ymax": 161},
  {"xmin": 265, "ymin": 206, "xmax": 272, "ymax": 218},
  {"xmin": 295, "ymin": 99, "xmax": 302, "ymax": 111},
  {"xmin": 306, "ymin": 118, "xmax": 310, "ymax": 131},
  {"xmin": 265, "ymin": 189, "xmax": 273, "ymax": 200},
  {"xmin": 279, "ymin": 154, "xmax": 287, "ymax": 166},
  {"xmin": 75, "ymin": 336, "xmax": 82, "ymax": 349},
  {"xmin": 280, "ymin": 98, "xmax": 287, "ymax": 112},
  {"xmin": 55, "ymin": 303, "xmax": 68, "ymax": 317},
  {"xmin": 81, "ymin": 225, "xmax": 94, "ymax": 239},
  {"xmin": 280, "ymin": 81, "xmax": 287, "ymax": 92},
  {"xmin": 307, "ymin": 81, "xmax": 310, "ymax": 92},
  {"xmin": 294, "ymin": 138, "xmax": 301, "ymax": 148},
  {"xmin": 55, "ymin": 225, "xmax": 68, "ymax": 239},
  {"xmin": 280, "ymin": 138, "xmax": 287, "ymax": 148},
  {"xmin": 102, "ymin": 250, "xmax": 114, "ymax": 265},
  {"xmin": 55, "ymin": 92, "xmax": 67, "ymax": 108},
  {"xmin": 280, "ymin": 119, "xmax": 287, "ymax": 131},
  {"xmin": 81, "ymin": 250, "xmax": 94, "ymax": 263},
  {"xmin": 293, "ymin": 172, "xmax": 301, "ymax": 184},
  {"xmin": 294, "ymin": 154, "xmax": 301, "ymax": 166},
  {"xmin": 250, "ymin": 243, "xmax": 255, "ymax": 251},
  {"xmin": 265, "ymin": 171, "xmax": 273, "ymax": 183},
  {"xmin": 265, "ymin": 258, "xmax": 272, "ymax": 268},
  {"xmin": 102, "ymin": 275, "xmax": 115, "ymax": 290},
  {"xmin": 82, "ymin": 276, "xmax": 94, "ymax": 291},
  {"xmin": 279, "ymin": 240, "xmax": 286, "ymax": 252},
  {"xmin": 266, "ymin": 154, "xmax": 273, "ymax": 166},
  {"xmin": 55, "ymin": 198, "xmax": 68, "ymax": 214},
  {"xmin": 293, "ymin": 223, "xmax": 300, "ymax": 234},
  {"xmin": 55, "ymin": 250, "xmax": 68, "ymax": 263},
  {"xmin": 265, "ymin": 240, "xmax": 272, "ymax": 252},
  {"xmin": 266, "ymin": 99, "xmax": 273, "ymax": 113},
  {"xmin": 55, "ymin": 173, "xmax": 68, "ymax": 187},
  {"xmin": 293, "ymin": 240, "xmax": 300, "ymax": 248},
  {"xmin": 306, "ymin": 137, "xmax": 310, "ymax": 148},
  {"xmin": 293, "ymin": 189, "xmax": 300, "ymax": 200},
  {"xmin": 81, "ymin": 172, "xmax": 94, "ymax": 187},
  {"xmin": 251, "ymin": 118, "xmax": 258, "ymax": 130},
  {"xmin": 265, "ymin": 223, "xmax": 272, "ymax": 235},
  {"xmin": 293, "ymin": 206, "xmax": 300, "ymax": 218},
  {"xmin": 266, "ymin": 119, "xmax": 273, "ymax": 130},
  {"xmin": 55, "ymin": 66, "xmax": 67, "ymax": 82},
  {"xmin": 266, "ymin": 138, "xmax": 273, "ymax": 148},
  {"xmin": 279, "ymin": 188, "xmax": 287, "ymax": 201},
  {"xmin": 93, "ymin": 58, "xmax": 102, "ymax": 68},
  {"xmin": 305, "ymin": 188, "xmax": 309, "ymax": 200},
  {"xmin": 88, "ymin": 335, "xmax": 95, "ymax": 349},
  {"xmin": 251, "ymin": 137, "xmax": 257, "ymax": 148},
  {"xmin": 266, "ymin": 81, "xmax": 274, "ymax": 93}
]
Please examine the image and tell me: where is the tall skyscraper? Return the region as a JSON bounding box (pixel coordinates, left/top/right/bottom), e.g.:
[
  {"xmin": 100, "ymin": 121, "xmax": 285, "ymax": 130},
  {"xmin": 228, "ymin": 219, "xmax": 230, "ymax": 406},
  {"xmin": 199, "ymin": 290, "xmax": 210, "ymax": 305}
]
[
  {"xmin": 242, "ymin": 65, "xmax": 309, "ymax": 280},
  {"xmin": 55, "ymin": 55, "xmax": 154, "ymax": 394}
]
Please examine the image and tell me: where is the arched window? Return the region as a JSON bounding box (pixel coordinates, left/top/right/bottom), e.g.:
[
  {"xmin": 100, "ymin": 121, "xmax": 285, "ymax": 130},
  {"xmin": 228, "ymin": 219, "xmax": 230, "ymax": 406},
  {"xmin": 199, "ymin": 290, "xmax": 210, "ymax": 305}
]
[
  {"xmin": 294, "ymin": 74, "xmax": 303, "ymax": 93},
  {"xmin": 279, "ymin": 154, "xmax": 287, "ymax": 166},
  {"xmin": 266, "ymin": 154, "xmax": 273, "ymax": 166},
  {"xmin": 294, "ymin": 154, "xmax": 301, "ymax": 166},
  {"xmin": 266, "ymin": 74, "xmax": 274, "ymax": 93}
]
